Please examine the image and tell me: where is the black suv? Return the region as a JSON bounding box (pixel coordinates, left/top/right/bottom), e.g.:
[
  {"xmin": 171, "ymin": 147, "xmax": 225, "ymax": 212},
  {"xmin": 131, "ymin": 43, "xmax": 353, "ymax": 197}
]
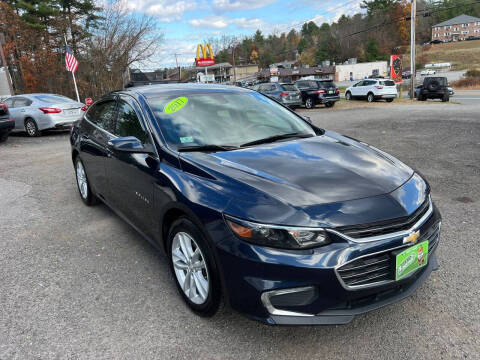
[
  {"xmin": 417, "ymin": 77, "xmax": 450, "ymax": 102},
  {"xmin": 0, "ymin": 102, "xmax": 14, "ymax": 142},
  {"xmin": 294, "ymin": 80, "xmax": 340, "ymax": 109}
]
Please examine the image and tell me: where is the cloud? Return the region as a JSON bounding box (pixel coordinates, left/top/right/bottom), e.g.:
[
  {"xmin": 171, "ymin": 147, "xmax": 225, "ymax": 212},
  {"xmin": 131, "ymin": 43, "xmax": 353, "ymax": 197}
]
[
  {"xmin": 119, "ymin": 0, "xmax": 197, "ymax": 22},
  {"xmin": 189, "ymin": 15, "xmax": 265, "ymax": 30},
  {"xmin": 211, "ymin": 0, "xmax": 276, "ymax": 12}
]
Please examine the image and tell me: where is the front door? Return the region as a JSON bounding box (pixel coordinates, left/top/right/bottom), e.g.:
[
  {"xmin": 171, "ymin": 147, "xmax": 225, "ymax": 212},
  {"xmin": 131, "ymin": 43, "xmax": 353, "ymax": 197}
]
[
  {"xmin": 78, "ymin": 99, "xmax": 117, "ymax": 198},
  {"xmin": 106, "ymin": 95, "xmax": 158, "ymax": 238}
]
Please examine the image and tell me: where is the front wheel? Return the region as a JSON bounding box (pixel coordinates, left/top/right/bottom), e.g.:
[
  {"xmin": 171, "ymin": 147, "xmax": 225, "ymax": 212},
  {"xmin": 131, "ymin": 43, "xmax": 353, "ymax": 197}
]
[
  {"xmin": 168, "ymin": 218, "xmax": 221, "ymax": 317},
  {"xmin": 305, "ymin": 97, "xmax": 314, "ymax": 109},
  {"xmin": 367, "ymin": 93, "xmax": 374, "ymax": 103},
  {"xmin": 74, "ymin": 157, "xmax": 99, "ymax": 206},
  {"xmin": 345, "ymin": 92, "xmax": 352, "ymax": 101}
]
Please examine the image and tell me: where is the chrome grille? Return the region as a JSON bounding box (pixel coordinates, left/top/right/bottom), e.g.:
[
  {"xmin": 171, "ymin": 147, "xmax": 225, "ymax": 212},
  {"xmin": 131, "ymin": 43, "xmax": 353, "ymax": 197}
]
[{"xmin": 337, "ymin": 222, "xmax": 440, "ymax": 289}]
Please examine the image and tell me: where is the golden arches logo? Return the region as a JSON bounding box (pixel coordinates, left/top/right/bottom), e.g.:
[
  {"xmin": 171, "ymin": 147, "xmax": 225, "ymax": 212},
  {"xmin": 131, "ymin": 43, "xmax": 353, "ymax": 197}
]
[{"xmin": 196, "ymin": 43, "xmax": 214, "ymax": 61}]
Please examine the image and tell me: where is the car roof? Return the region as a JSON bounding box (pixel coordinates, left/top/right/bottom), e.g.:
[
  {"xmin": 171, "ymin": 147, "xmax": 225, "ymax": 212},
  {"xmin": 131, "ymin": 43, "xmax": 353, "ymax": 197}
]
[{"xmin": 123, "ymin": 83, "xmax": 253, "ymax": 99}]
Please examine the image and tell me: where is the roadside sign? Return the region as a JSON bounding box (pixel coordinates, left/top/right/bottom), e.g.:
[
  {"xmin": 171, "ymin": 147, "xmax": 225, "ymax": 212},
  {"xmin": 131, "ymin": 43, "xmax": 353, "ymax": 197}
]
[{"xmin": 390, "ymin": 55, "xmax": 403, "ymax": 83}]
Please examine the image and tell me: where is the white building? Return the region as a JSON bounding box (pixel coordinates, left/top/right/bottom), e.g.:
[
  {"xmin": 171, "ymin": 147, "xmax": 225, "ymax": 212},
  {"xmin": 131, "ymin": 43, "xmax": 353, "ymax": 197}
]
[
  {"xmin": 335, "ymin": 61, "xmax": 388, "ymax": 82},
  {"xmin": 0, "ymin": 68, "xmax": 12, "ymax": 97}
]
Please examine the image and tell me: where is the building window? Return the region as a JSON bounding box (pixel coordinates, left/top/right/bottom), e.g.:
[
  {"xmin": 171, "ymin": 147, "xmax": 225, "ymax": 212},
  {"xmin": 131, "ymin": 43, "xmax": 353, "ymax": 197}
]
[
  {"xmin": 462, "ymin": 30, "xmax": 469, "ymax": 34},
  {"xmin": 454, "ymin": 27, "xmax": 458, "ymax": 31}
]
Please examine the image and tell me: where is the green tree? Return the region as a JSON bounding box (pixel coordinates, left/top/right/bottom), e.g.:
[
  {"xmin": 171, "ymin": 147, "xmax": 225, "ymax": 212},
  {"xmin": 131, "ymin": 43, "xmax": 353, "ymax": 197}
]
[
  {"xmin": 361, "ymin": 0, "xmax": 399, "ymax": 15},
  {"xmin": 364, "ymin": 39, "xmax": 380, "ymax": 61}
]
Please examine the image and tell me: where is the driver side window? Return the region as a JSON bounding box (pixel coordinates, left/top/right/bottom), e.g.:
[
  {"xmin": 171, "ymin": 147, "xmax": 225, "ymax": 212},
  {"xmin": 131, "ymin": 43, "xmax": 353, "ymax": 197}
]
[{"xmin": 115, "ymin": 100, "xmax": 149, "ymax": 144}]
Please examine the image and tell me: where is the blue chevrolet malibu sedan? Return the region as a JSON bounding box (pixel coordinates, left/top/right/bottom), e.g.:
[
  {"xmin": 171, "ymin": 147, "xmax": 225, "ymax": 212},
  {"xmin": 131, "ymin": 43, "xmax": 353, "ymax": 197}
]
[{"xmin": 70, "ymin": 84, "xmax": 441, "ymax": 325}]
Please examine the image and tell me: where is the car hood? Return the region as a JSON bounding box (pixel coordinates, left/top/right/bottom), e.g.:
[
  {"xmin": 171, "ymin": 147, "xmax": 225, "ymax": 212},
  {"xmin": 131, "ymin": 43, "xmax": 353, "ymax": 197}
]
[{"xmin": 180, "ymin": 131, "xmax": 413, "ymax": 210}]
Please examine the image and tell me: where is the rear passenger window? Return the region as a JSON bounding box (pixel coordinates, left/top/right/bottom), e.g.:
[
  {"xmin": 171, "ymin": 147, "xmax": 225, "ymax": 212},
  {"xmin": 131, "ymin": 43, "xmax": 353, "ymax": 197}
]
[
  {"xmin": 86, "ymin": 100, "xmax": 116, "ymax": 132},
  {"xmin": 14, "ymin": 97, "xmax": 32, "ymax": 107},
  {"xmin": 115, "ymin": 100, "xmax": 149, "ymax": 143}
]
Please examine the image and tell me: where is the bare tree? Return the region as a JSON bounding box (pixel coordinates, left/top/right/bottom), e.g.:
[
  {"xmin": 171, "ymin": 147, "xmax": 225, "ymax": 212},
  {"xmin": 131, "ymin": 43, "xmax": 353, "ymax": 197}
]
[{"xmin": 83, "ymin": 0, "xmax": 164, "ymax": 96}]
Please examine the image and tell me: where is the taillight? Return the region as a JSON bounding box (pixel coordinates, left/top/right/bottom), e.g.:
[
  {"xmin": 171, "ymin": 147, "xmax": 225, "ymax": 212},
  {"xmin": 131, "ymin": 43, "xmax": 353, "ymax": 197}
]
[
  {"xmin": 280, "ymin": 92, "xmax": 288, "ymax": 97},
  {"xmin": 316, "ymin": 89, "xmax": 326, "ymax": 94},
  {"xmin": 81, "ymin": 105, "xmax": 88, "ymax": 111},
  {"xmin": 335, "ymin": 89, "xmax": 340, "ymax": 94},
  {"xmin": 375, "ymin": 85, "xmax": 384, "ymax": 89},
  {"xmin": 39, "ymin": 107, "xmax": 62, "ymax": 114}
]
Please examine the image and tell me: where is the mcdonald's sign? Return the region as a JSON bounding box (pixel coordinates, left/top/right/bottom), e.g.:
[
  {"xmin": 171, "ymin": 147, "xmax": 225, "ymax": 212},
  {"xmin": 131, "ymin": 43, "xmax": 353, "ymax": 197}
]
[{"xmin": 196, "ymin": 43, "xmax": 215, "ymax": 67}]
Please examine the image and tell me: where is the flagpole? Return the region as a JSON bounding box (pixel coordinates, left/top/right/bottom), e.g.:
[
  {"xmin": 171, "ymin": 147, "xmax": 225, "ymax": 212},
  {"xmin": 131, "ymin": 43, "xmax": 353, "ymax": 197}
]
[{"xmin": 64, "ymin": 35, "xmax": 80, "ymax": 102}]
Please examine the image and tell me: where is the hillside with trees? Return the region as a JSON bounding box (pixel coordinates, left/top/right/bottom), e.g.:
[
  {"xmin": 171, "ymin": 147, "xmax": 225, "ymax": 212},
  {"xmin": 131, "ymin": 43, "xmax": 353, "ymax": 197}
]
[{"xmin": 211, "ymin": 0, "xmax": 480, "ymax": 69}]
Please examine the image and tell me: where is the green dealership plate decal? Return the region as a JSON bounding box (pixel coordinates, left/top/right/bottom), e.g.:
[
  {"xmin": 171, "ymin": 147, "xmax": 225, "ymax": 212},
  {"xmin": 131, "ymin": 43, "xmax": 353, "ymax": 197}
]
[
  {"xmin": 164, "ymin": 97, "xmax": 188, "ymax": 114},
  {"xmin": 396, "ymin": 240, "xmax": 429, "ymax": 281}
]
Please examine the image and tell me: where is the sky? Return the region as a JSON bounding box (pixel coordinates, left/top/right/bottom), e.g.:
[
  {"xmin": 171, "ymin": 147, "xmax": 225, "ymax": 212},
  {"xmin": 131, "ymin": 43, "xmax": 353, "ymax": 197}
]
[{"xmin": 119, "ymin": 0, "xmax": 365, "ymax": 69}]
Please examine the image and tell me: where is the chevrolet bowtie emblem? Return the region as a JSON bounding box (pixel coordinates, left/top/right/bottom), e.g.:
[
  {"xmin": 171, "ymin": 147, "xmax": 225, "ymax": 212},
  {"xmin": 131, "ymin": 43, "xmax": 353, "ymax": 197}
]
[{"xmin": 403, "ymin": 230, "xmax": 420, "ymax": 244}]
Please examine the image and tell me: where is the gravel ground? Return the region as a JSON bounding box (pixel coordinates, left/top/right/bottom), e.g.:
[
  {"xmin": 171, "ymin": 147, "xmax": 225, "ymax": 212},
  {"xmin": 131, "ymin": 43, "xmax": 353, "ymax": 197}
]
[{"xmin": 0, "ymin": 102, "xmax": 479, "ymax": 359}]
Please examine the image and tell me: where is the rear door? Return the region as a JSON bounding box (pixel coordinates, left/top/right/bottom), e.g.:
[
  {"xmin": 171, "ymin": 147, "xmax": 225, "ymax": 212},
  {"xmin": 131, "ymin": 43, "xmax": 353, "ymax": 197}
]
[
  {"xmin": 78, "ymin": 98, "xmax": 117, "ymax": 198},
  {"xmin": 106, "ymin": 95, "xmax": 157, "ymax": 238}
]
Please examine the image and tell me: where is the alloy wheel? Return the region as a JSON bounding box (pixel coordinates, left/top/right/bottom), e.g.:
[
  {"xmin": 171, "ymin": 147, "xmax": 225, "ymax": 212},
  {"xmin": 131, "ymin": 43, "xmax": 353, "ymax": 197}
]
[
  {"xmin": 171, "ymin": 232, "xmax": 210, "ymax": 305},
  {"xmin": 76, "ymin": 161, "xmax": 88, "ymax": 199},
  {"xmin": 367, "ymin": 93, "xmax": 374, "ymax": 102},
  {"xmin": 305, "ymin": 98, "xmax": 313, "ymax": 109},
  {"xmin": 25, "ymin": 120, "xmax": 37, "ymax": 136},
  {"xmin": 346, "ymin": 92, "xmax": 351, "ymax": 100}
]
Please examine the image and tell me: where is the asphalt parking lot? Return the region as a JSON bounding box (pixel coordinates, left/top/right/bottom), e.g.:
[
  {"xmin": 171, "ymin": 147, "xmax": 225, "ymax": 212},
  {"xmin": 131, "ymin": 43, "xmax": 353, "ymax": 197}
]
[{"xmin": 1, "ymin": 102, "xmax": 479, "ymax": 359}]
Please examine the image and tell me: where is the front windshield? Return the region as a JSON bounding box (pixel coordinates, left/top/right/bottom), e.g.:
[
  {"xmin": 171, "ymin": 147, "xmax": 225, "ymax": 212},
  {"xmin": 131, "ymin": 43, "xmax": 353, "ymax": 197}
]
[{"xmin": 147, "ymin": 91, "xmax": 316, "ymax": 149}]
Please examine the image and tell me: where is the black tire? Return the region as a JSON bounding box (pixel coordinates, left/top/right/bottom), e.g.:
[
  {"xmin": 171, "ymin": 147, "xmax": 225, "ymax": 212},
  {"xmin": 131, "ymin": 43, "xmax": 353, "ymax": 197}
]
[
  {"xmin": 25, "ymin": 118, "xmax": 40, "ymax": 137},
  {"xmin": 386, "ymin": 98, "xmax": 394, "ymax": 103},
  {"xmin": 325, "ymin": 102, "xmax": 335, "ymax": 108},
  {"xmin": 74, "ymin": 156, "xmax": 99, "ymax": 206},
  {"xmin": 0, "ymin": 131, "xmax": 8, "ymax": 143},
  {"xmin": 345, "ymin": 91, "xmax": 352, "ymax": 101},
  {"xmin": 367, "ymin": 93, "xmax": 374, "ymax": 103},
  {"xmin": 305, "ymin": 97, "xmax": 315, "ymax": 109},
  {"xmin": 167, "ymin": 217, "xmax": 222, "ymax": 317},
  {"xmin": 442, "ymin": 94, "xmax": 450, "ymax": 102}
]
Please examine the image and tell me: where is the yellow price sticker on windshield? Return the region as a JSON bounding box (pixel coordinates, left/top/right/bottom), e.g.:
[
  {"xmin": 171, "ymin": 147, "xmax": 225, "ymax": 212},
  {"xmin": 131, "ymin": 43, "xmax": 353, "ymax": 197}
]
[{"xmin": 164, "ymin": 97, "xmax": 188, "ymax": 114}]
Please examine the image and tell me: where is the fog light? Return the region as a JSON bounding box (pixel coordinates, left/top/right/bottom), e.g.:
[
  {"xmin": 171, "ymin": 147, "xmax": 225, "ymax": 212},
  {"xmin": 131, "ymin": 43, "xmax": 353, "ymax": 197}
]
[{"xmin": 261, "ymin": 286, "xmax": 317, "ymax": 317}]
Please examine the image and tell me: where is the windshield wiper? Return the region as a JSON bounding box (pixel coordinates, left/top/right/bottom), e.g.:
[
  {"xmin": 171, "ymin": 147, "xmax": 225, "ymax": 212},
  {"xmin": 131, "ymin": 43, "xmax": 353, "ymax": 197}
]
[
  {"xmin": 177, "ymin": 144, "xmax": 239, "ymax": 153},
  {"xmin": 240, "ymin": 132, "xmax": 314, "ymax": 147}
]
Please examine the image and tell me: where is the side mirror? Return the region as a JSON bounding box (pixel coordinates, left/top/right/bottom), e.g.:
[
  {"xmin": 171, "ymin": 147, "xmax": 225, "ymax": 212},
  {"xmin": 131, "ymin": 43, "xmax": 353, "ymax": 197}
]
[{"xmin": 107, "ymin": 136, "xmax": 155, "ymax": 155}]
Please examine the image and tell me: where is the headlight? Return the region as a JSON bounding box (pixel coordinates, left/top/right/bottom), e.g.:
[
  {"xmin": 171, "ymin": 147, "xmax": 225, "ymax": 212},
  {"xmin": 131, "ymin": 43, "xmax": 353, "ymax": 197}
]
[{"xmin": 225, "ymin": 215, "xmax": 330, "ymax": 249}]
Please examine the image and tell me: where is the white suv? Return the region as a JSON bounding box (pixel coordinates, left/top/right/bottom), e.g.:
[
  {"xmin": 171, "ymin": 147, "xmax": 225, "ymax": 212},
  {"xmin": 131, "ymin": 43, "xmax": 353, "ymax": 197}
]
[{"xmin": 345, "ymin": 79, "xmax": 398, "ymax": 103}]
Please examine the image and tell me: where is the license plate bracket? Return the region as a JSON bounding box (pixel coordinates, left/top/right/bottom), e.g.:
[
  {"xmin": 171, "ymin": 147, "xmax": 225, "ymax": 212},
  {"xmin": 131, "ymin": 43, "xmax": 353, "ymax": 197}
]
[{"xmin": 395, "ymin": 241, "xmax": 429, "ymax": 281}]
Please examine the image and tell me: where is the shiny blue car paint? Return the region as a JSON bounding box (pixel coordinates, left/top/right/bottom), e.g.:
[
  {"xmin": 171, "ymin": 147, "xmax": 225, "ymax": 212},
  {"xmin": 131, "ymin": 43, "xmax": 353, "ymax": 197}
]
[{"xmin": 71, "ymin": 84, "xmax": 440, "ymax": 324}]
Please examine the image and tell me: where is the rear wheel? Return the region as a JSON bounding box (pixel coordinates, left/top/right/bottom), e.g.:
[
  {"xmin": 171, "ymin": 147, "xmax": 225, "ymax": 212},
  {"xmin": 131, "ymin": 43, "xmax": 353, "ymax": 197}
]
[
  {"xmin": 442, "ymin": 94, "xmax": 450, "ymax": 102},
  {"xmin": 305, "ymin": 97, "xmax": 314, "ymax": 109},
  {"xmin": 168, "ymin": 218, "xmax": 221, "ymax": 317},
  {"xmin": 367, "ymin": 93, "xmax": 374, "ymax": 103},
  {"xmin": 325, "ymin": 102, "xmax": 335, "ymax": 108},
  {"xmin": 345, "ymin": 91, "xmax": 352, "ymax": 101},
  {"xmin": 25, "ymin": 118, "xmax": 40, "ymax": 137},
  {"xmin": 386, "ymin": 98, "xmax": 394, "ymax": 103}
]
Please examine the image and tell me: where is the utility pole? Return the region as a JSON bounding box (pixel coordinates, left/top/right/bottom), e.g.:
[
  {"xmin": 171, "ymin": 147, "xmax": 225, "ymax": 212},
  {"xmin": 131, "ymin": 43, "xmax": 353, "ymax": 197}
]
[
  {"xmin": 232, "ymin": 45, "xmax": 237, "ymax": 83},
  {"xmin": 174, "ymin": 53, "xmax": 181, "ymax": 81},
  {"xmin": 410, "ymin": 0, "xmax": 416, "ymax": 100},
  {"xmin": 0, "ymin": 33, "xmax": 14, "ymax": 95}
]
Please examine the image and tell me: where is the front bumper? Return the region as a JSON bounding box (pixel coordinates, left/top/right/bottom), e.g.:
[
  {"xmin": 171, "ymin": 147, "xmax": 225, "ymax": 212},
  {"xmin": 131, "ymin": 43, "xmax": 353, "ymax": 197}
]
[{"xmin": 214, "ymin": 203, "xmax": 441, "ymax": 325}]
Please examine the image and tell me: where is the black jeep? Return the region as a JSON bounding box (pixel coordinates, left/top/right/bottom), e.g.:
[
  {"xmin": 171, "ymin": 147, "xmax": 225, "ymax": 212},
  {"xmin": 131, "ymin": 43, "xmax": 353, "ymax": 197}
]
[{"xmin": 417, "ymin": 77, "xmax": 450, "ymax": 102}]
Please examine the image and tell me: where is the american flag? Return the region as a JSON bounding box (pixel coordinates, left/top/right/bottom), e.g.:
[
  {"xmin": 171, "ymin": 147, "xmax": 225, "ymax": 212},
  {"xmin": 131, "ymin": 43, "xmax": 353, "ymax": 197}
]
[{"xmin": 65, "ymin": 45, "xmax": 79, "ymax": 73}]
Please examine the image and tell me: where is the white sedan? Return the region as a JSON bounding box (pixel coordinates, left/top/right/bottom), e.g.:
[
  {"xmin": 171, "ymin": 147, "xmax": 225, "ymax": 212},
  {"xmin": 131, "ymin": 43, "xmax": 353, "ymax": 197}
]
[{"xmin": 3, "ymin": 94, "xmax": 85, "ymax": 136}]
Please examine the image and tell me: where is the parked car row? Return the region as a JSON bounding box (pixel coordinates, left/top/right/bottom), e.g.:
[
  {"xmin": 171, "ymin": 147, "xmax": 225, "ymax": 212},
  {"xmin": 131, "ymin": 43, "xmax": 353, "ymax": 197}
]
[{"xmin": 0, "ymin": 93, "xmax": 85, "ymax": 142}]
